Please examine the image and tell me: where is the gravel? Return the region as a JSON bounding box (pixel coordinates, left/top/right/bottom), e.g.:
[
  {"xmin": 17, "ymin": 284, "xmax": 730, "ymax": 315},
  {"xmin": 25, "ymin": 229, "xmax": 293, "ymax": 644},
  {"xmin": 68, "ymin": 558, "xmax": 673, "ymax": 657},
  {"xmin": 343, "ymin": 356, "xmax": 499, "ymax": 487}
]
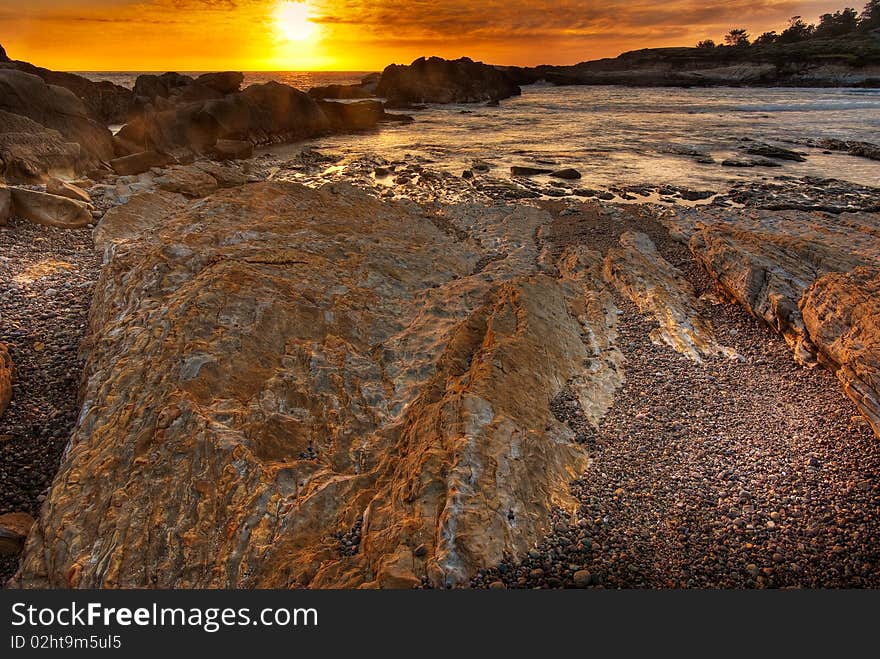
[
  {"xmin": 471, "ymin": 201, "xmax": 880, "ymax": 589},
  {"xmin": 0, "ymin": 216, "xmax": 99, "ymax": 585}
]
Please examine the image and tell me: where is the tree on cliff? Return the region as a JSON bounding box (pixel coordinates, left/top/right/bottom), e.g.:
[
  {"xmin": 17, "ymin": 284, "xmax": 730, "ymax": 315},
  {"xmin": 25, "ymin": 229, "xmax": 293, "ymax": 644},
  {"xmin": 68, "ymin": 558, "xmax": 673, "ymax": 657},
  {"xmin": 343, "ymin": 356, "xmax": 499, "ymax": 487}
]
[
  {"xmin": 777, "ymin": 16, "xmax": 815, "ymax": 43},
  {"xmin": 815, "ymin": 8, "xmax": 859, "ymax": 37},
  {"xmin": 696, "ymin": 39, "xmax": 716, "ymax": 48},
  {"xmin": 724, "ymin": 28, "xmax": 751, "ymax": 47},
  {"xmin": 754, "ymin": 31, "xmax": 779, "ymax": 45},
  {"xmin": 860, "ymin": 0, "xmax": 880, "ymax": 31}
]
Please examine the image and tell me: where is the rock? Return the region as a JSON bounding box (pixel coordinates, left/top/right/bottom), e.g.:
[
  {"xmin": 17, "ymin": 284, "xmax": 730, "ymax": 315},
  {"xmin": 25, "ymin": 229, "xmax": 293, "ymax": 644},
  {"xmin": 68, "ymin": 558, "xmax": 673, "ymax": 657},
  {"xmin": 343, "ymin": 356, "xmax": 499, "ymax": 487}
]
[
  {"xmin": 604, "ymin": 232, "xmax": 738, "ymax": 363},
  {"xmin": 745, "ymin": 143, "xmax": 806, "ymax": 162},
  {"xmin": 93, "ymin": 190, "xmax": 188, "ymax": 252},
  {"xmin": 551, "ymin": 168, "xmax": 582, "ymax": 180},
  {"xmin": 572, "ymin": 569, "xmax": 592, "ymax": 587},
  {"xmin": 46, "ymin": 177, "xmax": 91, "ymax": 204},
  {"xmin": 195, "ymin": 72, "xmax": 244, "ymax": 95},
  {"xmin": 0, "ymin": 110, "xmax": 83, "ymax": 184},
  {"xmin": 0, "ymin": 512, "xmax": 35, "ymax": 556},
  {"xmin": 511, "ymin": 166, "xmax": 552, "ymax": 176},
  {"xmin": 0, "ymin": 342, "xmax": 11, "ymax": 419},
  {"xmin": 110, "ymin": 151, "xmax": 175, "ymax": 176},
  {"xmin": 13, "ymin": 182, "xmax": 626, "ymax": 589},
  {"xmin": 241, "ymin": 81, "xmax": 331, "ymax": 142},
  {"xmin": 192, "ymin": 160, "xmax": 248, "ymax": 188},
  {"xmin": 317, "ymin": 99, "xmax": 386, "ymax": 131},
  {"xmin": 0, "ymin": 183, "xmax": 11, "ymax": 225},
  {"xmin": 9, "ymin": 187, "xmax": 93, "ymax": 228},
  {"xmin": 211, "ymin": 139, "xmax": 253, "ymax": 161},
  {"xmin": 0, "ymin": 70, "xmax": 114, "ymax": 163},
  {"xmin": 133, "ymin": 72, "xmax": 195, "ymax": 101},
  {"xmin": 801, "ymin": 267, "xmax": 880, "ymax": 438},
  {"xmin": 814, "ymin": 139, "xmax": 880, "ymax": 162},
  {"xmin": 488, "ymin": 580, "xmax": 506, "ymax": 589},
  {"xmin": 155, "ymin": 164, "xmax": 219, "ymax": 198},
  {"xmin": 721, "ymin": 157, "xmax": 781, "ymax": 168},
  {"xmin": 0, "ymin": 43, "xmax": 8, "ymax": 62},
  {"xmin": 376, "ymin": 57, "xmax": 521, "ymax": 105},
  {"xmin": 308, "ymin": 83, "xmax": 374, "ymax": 100},
  {"xmin": 462, "ymin": 170, "xmax": 474, "ymax": 179}
]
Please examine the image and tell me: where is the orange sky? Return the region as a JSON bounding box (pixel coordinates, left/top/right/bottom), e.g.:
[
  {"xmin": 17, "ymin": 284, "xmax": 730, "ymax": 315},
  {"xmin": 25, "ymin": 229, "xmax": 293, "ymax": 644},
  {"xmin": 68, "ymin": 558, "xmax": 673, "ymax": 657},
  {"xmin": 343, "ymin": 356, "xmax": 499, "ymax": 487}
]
[{"xmin": 1, "ymin": 0, "xmax": 855, "ymax": 71}]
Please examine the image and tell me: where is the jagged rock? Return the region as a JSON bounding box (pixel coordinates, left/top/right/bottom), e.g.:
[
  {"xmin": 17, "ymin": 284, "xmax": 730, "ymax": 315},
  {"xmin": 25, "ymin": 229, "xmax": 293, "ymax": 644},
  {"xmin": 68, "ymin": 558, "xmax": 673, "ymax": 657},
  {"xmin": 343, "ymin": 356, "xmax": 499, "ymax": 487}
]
[
  {"xmin": 604, "ymin": 231, "xmax": 737, "ymax": 362},
  {"xmin": 377, "ymin": 57, "xmax": 521, "ymax": 105},
  {"xmin": 0, "ymin": 110, "xmax": 83, "ymax": 183},
  {"xmin": 9, "ymin": 187, "xmax": 93, "ymax": 228},
  {"xmin": 110, "ymin": 151, "xmax": 175, "ymax": 176},
  {"xmin": 133, "ymin": 72, "xmax": 195, "ymax": 100},
  {"xmin": 154, "ymin": 164, "xmax": 219, "ymax": 198},
  {"xmin": 0, "ymin": 43, "xmax": 8, "ymax": 62},
  {"xmin": 0, "ymin": 512, "xmax": 34, "ymax": 556},
  {"xmin": 0, "ymin": 342, "xmax": 11, "ymax": 419},
  {"xmin": 0, "ymin": 184, "xmax": 11, "ymax": 225},
  {"xmin": 93, "ymin": 190, "xmax": 188, "ymax": 253},
  {"xmin": 801, "ymin": 267, "xmax": 880, "ymax": 438},
  {"xmin": 46, "ymin": 177, "xmax": 91, "ymax": 204},
  {"xmin": 308, "ymin": 83, "xmax": 374, "ymax": 100},
  {"xmin": 0, "ymin": 70, "xmax": 114, "ymax": 163},
  {"xmin": 14, "ymin": 182, "xmax": 625, "ymax": 589}
]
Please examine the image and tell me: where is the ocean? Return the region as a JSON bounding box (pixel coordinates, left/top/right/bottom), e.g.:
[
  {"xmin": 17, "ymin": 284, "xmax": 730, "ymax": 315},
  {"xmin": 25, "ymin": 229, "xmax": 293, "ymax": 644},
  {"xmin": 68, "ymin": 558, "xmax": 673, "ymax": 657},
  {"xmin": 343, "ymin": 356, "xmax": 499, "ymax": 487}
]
[{"xmin": 77, "ymin": 71, "xmax": 880, "ymax": 190}]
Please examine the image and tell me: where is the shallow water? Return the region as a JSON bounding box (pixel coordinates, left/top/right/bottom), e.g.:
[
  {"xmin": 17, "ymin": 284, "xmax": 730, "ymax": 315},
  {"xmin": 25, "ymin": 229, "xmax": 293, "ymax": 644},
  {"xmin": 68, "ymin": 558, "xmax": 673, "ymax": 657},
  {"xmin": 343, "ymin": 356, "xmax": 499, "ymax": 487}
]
[
  {"xmin": 80, "ymin": 70, "xmax": 880, "ymax": 190},
  {"xmin": 304, "ymin": 85, "xmax": 880, "ymax": 190}
]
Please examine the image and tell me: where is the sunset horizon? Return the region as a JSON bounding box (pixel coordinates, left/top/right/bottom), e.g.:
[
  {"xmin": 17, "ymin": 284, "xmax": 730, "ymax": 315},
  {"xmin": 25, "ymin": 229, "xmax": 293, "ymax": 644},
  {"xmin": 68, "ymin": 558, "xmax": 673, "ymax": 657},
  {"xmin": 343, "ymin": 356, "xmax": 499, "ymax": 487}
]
[{"xmin": 2, "ymin": 0, "xmax": 863, "ymax": 71}]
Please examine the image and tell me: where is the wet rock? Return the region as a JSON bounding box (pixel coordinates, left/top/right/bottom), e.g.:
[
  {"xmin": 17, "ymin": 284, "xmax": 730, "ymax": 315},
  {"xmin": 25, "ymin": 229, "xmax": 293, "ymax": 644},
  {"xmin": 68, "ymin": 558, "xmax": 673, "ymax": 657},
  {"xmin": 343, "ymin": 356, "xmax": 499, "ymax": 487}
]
[
  {"xmin": 813, "ymin": 139, "xmax": 880, "ymax": 162},
  {"xmin": 744, "ymin": 143, "xmax": 806, "ymax": 162},
  {"xmin": 211, "ymin": 139, "xmax": 254, "ymax": 161},
  {"xmin": 551, "ymin": 168, "xmax": 582, "ymax": 180},
  {"xmin": 9, "ymin": 187, "xmax": 93, "ymax": 229}
]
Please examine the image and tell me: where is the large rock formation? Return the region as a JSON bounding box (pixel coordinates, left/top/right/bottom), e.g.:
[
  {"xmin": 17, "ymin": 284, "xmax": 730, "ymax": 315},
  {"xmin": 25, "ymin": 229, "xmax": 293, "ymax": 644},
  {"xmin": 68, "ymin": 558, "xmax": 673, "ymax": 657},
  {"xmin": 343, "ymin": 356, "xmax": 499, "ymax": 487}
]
[
  {"xmin": 376, "ymin": 57, "xmax": 521, "ymax": 104},
  {"xmin": 0, "ymin": 44, "xmax": 133, "ymax": 124},
  {"xmin": 662, "ymin": 207, "xmax": 880, "ymax": 437},
  {"xmin": 0, "ymin": 70, "xmax": 114, "ymax": 164},
  {"xmin": 15, "ymin": 182, "xmax": 627, "ymax": 589}
]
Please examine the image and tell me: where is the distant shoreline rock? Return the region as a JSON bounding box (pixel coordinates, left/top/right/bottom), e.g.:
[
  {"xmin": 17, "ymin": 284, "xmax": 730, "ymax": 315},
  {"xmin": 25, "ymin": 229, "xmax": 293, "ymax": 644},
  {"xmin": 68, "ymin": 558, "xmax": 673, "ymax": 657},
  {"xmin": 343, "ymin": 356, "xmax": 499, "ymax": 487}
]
[{"xmin": 376, "ymin": 56, "xmax": 521, "ymax": 104}]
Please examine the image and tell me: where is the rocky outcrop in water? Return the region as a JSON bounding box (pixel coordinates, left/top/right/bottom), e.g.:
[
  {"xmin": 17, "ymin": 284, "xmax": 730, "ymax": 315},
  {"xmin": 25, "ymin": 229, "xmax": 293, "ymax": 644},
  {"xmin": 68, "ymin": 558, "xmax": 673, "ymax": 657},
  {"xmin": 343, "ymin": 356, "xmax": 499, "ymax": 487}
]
[{"xmin": 377, "ymin": 57, "xmax": 521, "ymax": 105}]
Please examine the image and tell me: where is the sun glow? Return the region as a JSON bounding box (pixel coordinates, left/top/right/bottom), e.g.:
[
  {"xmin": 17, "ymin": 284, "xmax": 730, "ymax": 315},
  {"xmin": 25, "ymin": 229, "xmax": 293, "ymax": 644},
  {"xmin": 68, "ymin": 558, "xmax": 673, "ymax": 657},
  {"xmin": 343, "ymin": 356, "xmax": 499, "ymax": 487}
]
[{"xmin": 274, "ymin": 1, "xmax": 318, "ymax": 42}]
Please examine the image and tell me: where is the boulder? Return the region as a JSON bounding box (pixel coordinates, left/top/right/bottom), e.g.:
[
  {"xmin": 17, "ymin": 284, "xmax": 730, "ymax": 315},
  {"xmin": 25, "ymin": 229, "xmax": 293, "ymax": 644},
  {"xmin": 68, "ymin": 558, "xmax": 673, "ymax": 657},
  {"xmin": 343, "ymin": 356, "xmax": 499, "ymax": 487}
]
[
  {"xmin": 46, "ymin": 177, "xmax": 91, "ymax": 204},
  {"xmin": 110, "ymin": 151, "xmax": 175, "ymax": 176},
  {"xmin": 318, "ymin": 99, "xmax": 386, "ymax": 131},
  {"xmin": 10, "ymin": 187, "xmax": 93, "ymax": 228},
  {"xmin": 14, "ymin": 182, "xmax": 626, "ymax": 589},
  {"xmin": 154, "ymin": 164, "xmax": 219, "ymax": 198},
  {"xmin": 241, "ymin": 81, "xmax": 330, "ymax": 142},
  {"xmin": 0, "ymin": 512, "xmax": 34, "ymax": 556},
  {"xmin": 133, "ymin": 72, "xmax": 195, "ymax": 101},
  {"xmin": 801, "ymin": 267, "xmax": 880, "ymax": 437},
  {"xmin": 551, "ymin": 168, "xmax": 582, "ymax": 180},
  {"xmin": 195, "ymin": 72, "xmax": 245, "ymax": 95},
  {"xmin": 0, "ymin": 184, "xmax": 12, "ymax": 225},
  {"xmin": 0, "ymin": 342, "xmax": 11, "ymax": 419},
  {"xmin": 211, "ymin": 139, "xmax": 253, "ymax": 161},
  {"xmin": 0, "ymin": 110, "xmax": 82, "ymax": 183},
  {"xmin": 0, "ymin": 70, "xmax": 115, "ymax": 163},
  {"xmin": 376, "ymin": 56, "xmax": 521, "ymax": 104}
]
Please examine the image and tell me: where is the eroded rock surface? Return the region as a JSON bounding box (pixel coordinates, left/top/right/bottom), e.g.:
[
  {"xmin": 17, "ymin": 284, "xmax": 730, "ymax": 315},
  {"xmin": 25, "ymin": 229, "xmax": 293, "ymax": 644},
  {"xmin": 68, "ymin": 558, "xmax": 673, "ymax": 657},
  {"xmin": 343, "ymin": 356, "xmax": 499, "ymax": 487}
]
[
  {"xmin": 0, "ymin": 342, "xmax": 11, "ymax": 419},
  {"xmin": 605, "ymin": 231, "xmax": 737, "ymax": 362},
  {"xmin": 801, "ymin": 267, "xmax": 880, "ymax": 437},
  {"xmin": 15, "ymin": 181, "xmax": 625, "ymax": 589}
]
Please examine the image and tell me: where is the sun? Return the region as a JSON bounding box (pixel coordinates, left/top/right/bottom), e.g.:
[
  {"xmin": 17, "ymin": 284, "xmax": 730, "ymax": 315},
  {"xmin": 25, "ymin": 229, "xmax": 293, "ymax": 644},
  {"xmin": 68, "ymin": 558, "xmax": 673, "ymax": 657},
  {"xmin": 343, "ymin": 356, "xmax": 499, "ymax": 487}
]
[{"xmin": 274, "ymin": 1, "xmax": 317, "ymax": 42}]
